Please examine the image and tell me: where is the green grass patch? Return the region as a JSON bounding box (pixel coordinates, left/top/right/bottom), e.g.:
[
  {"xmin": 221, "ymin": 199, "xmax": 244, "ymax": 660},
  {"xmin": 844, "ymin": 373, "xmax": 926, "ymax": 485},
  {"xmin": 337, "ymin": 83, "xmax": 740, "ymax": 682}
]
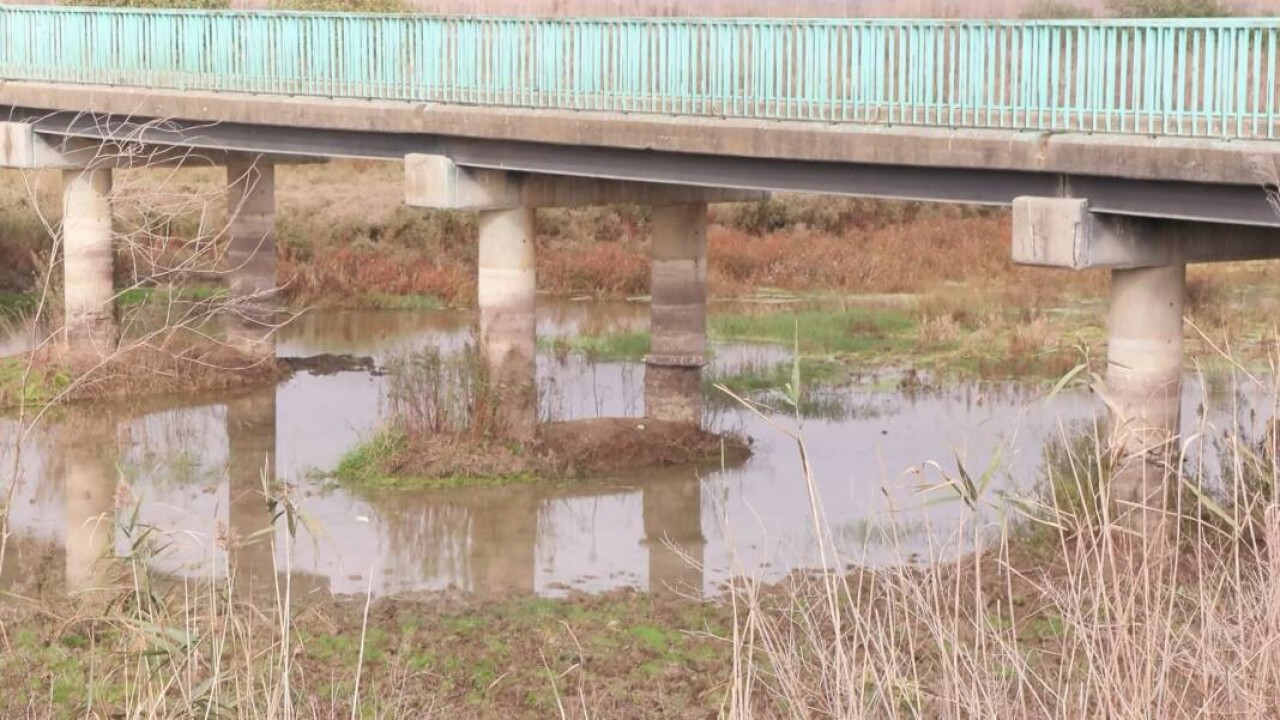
[
  {"xmin": 0, "ymin": 292, "xmax": 37, "ymax": 321},
  {"xmin": 116, "ymin": 285, "xmax": 225, "ymax": 308},
  {"xmin": 707, "ymin": 357, "xmax": 850, "ymax": 396},
  {"xmin": 710, "ymin": 307, "xmax": 916, "ymax": 356},
  {"xmin": 542, "ymin": 330, "xmax": 650, "ymax": 362},
  {"xmin": 0, "ymin": 355, "xmax": 72, "ymax": 407},
  {"xmin": 332, "ymin": 428, "xmax": 540, "ymax": 490}
]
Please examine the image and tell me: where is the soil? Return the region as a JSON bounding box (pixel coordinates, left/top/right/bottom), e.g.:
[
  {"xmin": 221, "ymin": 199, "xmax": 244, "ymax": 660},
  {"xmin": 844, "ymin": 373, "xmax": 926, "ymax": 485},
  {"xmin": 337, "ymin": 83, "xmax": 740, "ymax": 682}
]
[
  {"xmin": 540, "ymin": 417, "xmax": 751, "ymax": 473},
  {"xmin": 376, "ymin": 418, "xmax": 752, "ymax": 485}
]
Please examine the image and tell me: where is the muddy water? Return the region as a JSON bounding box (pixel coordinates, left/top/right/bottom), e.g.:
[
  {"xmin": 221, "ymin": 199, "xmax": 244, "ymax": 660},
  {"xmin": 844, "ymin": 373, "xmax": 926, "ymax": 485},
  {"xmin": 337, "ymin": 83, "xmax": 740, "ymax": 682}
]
[{"xmin": 0, "ymin": 301, "xmax": 1272, "ymax": 599}]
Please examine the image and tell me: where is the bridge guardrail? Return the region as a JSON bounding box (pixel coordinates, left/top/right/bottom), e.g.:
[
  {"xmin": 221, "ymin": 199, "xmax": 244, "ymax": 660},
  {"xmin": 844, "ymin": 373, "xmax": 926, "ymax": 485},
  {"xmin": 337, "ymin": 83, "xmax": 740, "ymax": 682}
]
[{"xmin": 0, "ymin": 6, "xmax": 1276, "ymax": 139}]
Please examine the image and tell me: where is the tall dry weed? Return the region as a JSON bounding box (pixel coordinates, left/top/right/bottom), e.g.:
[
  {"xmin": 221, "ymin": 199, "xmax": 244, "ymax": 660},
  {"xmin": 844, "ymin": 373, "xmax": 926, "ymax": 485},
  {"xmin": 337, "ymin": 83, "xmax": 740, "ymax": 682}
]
[{"xmin": 722, "ymin": 365, "xmax": 1280, "ymax": 719}]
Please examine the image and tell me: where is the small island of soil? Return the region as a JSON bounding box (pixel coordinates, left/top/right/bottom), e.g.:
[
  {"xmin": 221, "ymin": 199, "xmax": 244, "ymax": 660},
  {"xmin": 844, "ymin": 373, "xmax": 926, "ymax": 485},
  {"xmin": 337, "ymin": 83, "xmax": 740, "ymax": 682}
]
[{"xmin": 353, "ymin": 418, "xmax": 752, "ymax": 488}]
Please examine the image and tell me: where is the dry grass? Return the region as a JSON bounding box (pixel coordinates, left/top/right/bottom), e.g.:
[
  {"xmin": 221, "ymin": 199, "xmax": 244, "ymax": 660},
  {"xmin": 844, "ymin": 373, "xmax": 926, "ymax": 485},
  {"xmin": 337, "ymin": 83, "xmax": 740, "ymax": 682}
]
[
  {"xmin": 718, "ymin": 363, "xmax": 1280, "ymax": 719},
  {"xmin": 0, "ymin": 163, "xmax": 1088, "ymax": 307}
]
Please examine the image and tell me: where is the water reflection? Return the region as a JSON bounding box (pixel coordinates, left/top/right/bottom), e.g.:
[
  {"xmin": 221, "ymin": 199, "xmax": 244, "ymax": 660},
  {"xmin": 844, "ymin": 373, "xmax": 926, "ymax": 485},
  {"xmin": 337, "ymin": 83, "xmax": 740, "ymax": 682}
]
[
  {"xmin": 226, "ymin": 390, "xmax": 279, "ymax": 596},
  {"xmin": 2, "ymin": 302, "xmax": 1272, "ymax": 601},
  {"xmin": 63, "ymin": 417, "xmax": 116, "ymax": 594}
]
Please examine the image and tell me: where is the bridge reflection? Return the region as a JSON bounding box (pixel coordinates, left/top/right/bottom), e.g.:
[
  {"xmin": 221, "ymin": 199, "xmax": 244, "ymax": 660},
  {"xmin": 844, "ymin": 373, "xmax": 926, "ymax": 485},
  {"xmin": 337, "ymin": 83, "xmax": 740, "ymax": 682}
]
[{"xmin": 17, "ymin": 381, "xmax": 710, "ymax": 600}]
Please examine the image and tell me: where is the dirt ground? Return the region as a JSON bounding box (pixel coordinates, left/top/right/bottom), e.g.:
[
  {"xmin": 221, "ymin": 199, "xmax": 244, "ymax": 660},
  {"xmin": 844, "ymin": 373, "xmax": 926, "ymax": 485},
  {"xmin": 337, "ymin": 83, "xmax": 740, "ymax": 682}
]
[{"xmin": 364, "ymin": 417, "xmax": 751, "ymax": 487}]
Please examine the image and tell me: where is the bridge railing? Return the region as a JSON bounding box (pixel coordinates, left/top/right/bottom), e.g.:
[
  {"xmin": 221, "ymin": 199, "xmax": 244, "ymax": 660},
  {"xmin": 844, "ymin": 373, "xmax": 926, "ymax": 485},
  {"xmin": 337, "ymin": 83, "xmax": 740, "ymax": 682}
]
[{"xmin": 1, "ymin": 6, "xmax": 1277, "ymax": 139}]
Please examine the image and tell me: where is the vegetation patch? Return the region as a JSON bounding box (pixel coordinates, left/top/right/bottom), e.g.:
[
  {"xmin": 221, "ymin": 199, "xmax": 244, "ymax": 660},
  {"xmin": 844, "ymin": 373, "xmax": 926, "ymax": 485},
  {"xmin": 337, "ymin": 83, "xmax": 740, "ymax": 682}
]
[
  {"xmin": 332, "ymin": 345, "xmax": 749, "ymax": 489},
  {"xmin": 543, "ymin": 329, "xmax": 650, "ymax": 362},
  {"xmin": 710, "ymin": 306, "xmax": 916, "ymax": 356},
  {"xmin": 0, "ymin": 354, "xmax": 73, "ymax": 407},
  {"xmin": 0, "ymin": 291, "xmax": 38, "ymax": 321},
  {"xmin": 335, "ymin": 418, "xmax": 749, "ymax": 490},
  {"xmin": 116, "ymin": 285, "xmax": 226, "ymax": 308},
  {"xmin": 334, "ymin": 427, "xmax": 546, "ymax": 490},
  {"xmin": 708, "ymin": 356, "xmax": 850, "ymax": 396},
  {"xmin": 0, "ymin": 340, "xmax": 285, "ymax": 410}
]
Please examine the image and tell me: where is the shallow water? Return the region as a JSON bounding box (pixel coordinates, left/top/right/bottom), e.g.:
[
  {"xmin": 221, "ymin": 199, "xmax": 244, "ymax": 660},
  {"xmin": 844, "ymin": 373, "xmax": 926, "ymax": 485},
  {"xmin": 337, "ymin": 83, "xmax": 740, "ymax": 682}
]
[{"xmin": 1, "ymin": 301, "xmax": 1273, "ymax": 600}]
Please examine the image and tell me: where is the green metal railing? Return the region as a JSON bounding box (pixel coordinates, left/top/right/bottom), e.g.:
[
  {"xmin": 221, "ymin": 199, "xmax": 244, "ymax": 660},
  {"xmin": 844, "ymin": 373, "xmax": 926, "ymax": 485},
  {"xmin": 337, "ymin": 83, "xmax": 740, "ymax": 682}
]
[{"xmin": 0, "ymin": 5, "xmax": 1277, "ymax": 139}]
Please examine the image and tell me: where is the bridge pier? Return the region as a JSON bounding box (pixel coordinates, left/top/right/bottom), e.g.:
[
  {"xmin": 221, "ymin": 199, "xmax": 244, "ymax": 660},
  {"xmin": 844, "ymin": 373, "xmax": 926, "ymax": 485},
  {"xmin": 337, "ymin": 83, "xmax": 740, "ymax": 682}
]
[
  {"xmin": 62, "ymin": 167, "xmax": 117, "ymax": 357},
  {"xmin": 646, "ymin": 203, "xmax": 708, "ymax": 426},
  {"xmin": 478, "ymin": 206, "xmax": 539, "ymax": 441},
  {"xmin": 1010, "ymin": 197, "xmax": 1280, "ymax": 531},
  {"xmin": 1106, "ymin": 264, "xmax": 1185, "ymax": 532},
  {"xmin": 226, "ymin": 155, "xmax": 278, "ymax": 358}
]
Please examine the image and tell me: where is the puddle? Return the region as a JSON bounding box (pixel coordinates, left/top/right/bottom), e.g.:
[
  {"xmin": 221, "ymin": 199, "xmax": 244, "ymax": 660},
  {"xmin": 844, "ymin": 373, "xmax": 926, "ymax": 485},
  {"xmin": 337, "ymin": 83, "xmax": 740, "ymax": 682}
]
[{"xmin": 1, "ymin": 301, "xmax": 1272, "ymax": 600}]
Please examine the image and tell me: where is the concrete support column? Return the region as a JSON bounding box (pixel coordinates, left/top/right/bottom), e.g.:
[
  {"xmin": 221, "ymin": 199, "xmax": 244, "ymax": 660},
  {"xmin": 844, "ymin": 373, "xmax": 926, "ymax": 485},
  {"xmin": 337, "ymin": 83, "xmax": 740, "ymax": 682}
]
[
  {"xmin": 62, "ymin": 168, "xmax": 116, "ymax": 357},
  {"xmin": 226, "ymin": 155, "xmax": 278, "ymax": 357},
  {"xmin": 478, "ymin": 207, "xmax": 538, "ymax": 441},
  {"xmin": 1106, "ymin": 264, "xmax": 1186, "ymax": 532},
  {"xmin": 646, "ymin": 203, "xmax": 708, "ymax": 426},
  {"xmin": 644, "ymin": 472, "xmax": 705, "ymax": 598},
  {"xmin": 226, "ymin": 388, "xmax": 277, "ymax": 596},
  {"xmin": 63, "ymin": 417, "xmax": 116, "ymax": 594}
]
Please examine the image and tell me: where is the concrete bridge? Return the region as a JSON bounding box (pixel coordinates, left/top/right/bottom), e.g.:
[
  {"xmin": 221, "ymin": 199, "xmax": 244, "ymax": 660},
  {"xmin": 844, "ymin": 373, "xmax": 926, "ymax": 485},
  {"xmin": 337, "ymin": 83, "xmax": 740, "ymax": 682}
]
[{"xmin": 4, "ymin": 6, "xmax": 1280, "ymax": 514}]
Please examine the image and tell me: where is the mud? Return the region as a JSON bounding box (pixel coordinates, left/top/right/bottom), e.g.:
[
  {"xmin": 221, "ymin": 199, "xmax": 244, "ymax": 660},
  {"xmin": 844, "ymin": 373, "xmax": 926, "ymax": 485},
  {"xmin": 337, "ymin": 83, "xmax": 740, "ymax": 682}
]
[{"xmin": 541, "ymin": 417, "xmax": 749, "ymax": 473}]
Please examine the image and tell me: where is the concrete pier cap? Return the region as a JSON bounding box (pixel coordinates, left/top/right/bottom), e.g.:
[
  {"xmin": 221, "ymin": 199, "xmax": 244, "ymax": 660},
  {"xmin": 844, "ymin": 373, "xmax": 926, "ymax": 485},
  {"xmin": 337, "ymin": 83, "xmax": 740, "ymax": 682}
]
[
  {"xmin": 404, "ymin": 153, "xmax": 765, "ymax": 210},
  {"xmin": 1012, "ymin": 196, "xmax": 1280, "ymax": 270}
]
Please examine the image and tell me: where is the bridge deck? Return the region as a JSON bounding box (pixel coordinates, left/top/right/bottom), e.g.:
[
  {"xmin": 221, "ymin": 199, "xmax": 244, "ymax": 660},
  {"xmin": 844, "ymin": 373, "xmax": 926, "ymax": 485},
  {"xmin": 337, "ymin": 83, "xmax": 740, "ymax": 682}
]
[{"xmin": 1, "ymin": 6, "xmax": 1279, "ymax": 141}]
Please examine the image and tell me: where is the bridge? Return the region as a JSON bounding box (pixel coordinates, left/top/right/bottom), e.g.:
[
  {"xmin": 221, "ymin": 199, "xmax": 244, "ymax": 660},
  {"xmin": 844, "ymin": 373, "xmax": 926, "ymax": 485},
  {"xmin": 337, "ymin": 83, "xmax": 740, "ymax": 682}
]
[{"xmin": 3, "ymin": 5, "xmax": 1280, "ymax": 501}]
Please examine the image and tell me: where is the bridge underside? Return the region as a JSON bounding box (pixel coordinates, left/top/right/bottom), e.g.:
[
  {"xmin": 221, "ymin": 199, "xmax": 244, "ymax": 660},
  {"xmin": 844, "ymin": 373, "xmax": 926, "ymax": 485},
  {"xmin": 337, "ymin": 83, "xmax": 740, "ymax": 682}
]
[{"xmin": 3, "ymin": 80, "xmax": 1279, "ymax": 227}]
